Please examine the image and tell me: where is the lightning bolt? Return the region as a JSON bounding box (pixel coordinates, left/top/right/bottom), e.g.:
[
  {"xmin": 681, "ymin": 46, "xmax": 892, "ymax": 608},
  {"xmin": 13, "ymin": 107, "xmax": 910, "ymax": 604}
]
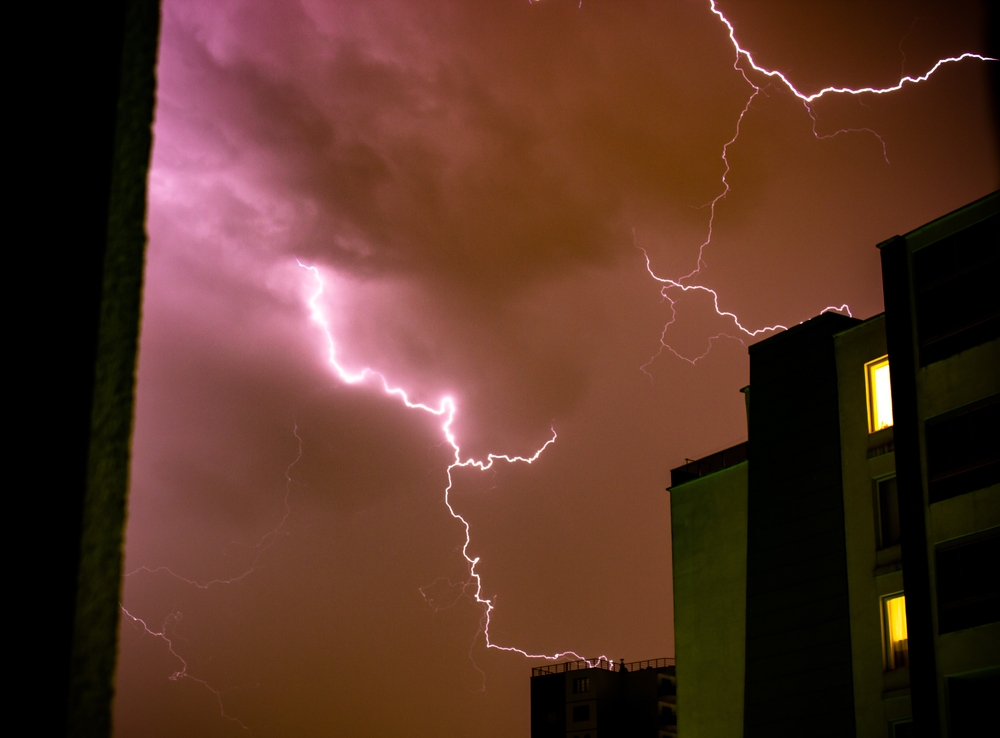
[
  {"xmin": 641, "ymin": 0, "xmax": 995, "ymax": 370},
  {"xmin": 124, "ymin": 3, "xmax": 995, "ymax": 726},
  {"xmin": 119, "ymin": 427, "xmax": 303, "ymax": 723},
  {"xmin": 299, "ymin": 261, "xmax": 612, "ymax": 672},
  {"xmin": 119, "ymin": 606, "xmax": 251, "ymax": 731},
  {"xmin": 125, "ymin": 426, "xmax": 301, "ymax": 589}
]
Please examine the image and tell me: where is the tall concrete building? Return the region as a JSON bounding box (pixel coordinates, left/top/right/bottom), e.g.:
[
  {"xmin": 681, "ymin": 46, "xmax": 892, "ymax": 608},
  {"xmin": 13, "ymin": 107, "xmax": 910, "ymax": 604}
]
[{"xmin": 668, "ymin": 191, "xmax": 998, "ymax": 738}]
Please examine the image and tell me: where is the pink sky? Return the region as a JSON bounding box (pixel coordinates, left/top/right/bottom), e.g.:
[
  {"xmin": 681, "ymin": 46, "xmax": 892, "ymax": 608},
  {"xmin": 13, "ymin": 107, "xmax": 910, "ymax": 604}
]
[{"xmin": 115, "ymin": 1, "xmax": 997, "ymax": 735}]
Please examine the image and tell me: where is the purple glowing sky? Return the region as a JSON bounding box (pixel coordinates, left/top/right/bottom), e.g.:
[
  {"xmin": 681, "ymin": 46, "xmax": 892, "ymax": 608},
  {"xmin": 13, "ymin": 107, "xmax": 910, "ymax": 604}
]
[{"xmin": 115, "ymin": 1, "xmax": 997, "ymax": 736}]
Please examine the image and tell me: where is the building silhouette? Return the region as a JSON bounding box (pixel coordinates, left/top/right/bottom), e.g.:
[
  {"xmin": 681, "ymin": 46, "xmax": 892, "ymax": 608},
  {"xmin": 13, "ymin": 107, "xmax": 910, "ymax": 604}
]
[
  {"xmin": 669, "ymin": 191, "xmax": 999, "ymax": 738},
  {"xmin": 531, "ymin": 657, "xmax": 677, "ymax": 738}
]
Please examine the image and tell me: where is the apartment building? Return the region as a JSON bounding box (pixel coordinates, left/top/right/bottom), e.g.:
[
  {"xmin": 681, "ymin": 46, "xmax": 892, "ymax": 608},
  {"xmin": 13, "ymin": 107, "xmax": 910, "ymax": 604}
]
[
  {"xmin": 668, "ymin": 191, "xmax": 998, "ymax": 738},
  {"xmin": 531, "ymin": 657, "xmax": 677, "ymax": 738}
]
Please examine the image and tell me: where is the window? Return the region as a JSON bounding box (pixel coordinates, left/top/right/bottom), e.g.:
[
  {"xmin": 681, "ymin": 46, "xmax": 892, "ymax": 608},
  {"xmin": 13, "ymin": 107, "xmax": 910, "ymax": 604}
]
[
  {"xmin": 947, "ymin": 671, "xmax": 995, "ymax": 737},
  {"xmin": 912, "ymin": 212, "xmax": 1000, "ymax": 366},
  {"xmin": 936, "ymin": 529, "xmax": 1000, "ymax": 633},
  {"xmin": 866, "ymin": 356, "xmax": 893, "ymax": 433},
  {"xmin": 883, "ymin": 594, "xmax": 909, "ymax": 670},
  {"xmin": 925, "ymin": 395, "xmax": 1000, "ymax": 503},
  {"xmin": 572, "ymin": 705, "xmax": 590, "ymax": 722},
  {"xmin": 572, "ymin": 677, "xmax": 590, "ymax": 694},
  {"xmin": 876, "ymin": 476, "xmax": 901, "ymax": 548},
  {"xmin": 889, "ymin": 719, "xmax": 913, "ymax": 738}
]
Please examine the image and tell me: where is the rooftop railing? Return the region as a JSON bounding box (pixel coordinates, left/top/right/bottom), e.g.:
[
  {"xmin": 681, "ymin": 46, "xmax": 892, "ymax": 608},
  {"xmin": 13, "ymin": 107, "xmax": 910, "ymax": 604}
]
[
  {"xmin": 669, "ymin": 441, "xmax": 748, "ymax": 487},
  {"xmin": 532, "ymin": 657, "xmax": 674, "ymax": 677}
]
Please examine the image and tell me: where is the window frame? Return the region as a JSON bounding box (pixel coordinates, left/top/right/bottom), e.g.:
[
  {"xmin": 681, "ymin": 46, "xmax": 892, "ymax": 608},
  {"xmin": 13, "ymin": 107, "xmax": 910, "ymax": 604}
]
[
  {"xmin": 865, "ymin": 355, "xmax": 894, "ymax": 434},
  {"xmin": 882, "ymin": 592, "xmax": 909, "ymax": 671},
  {"xmin": 874, "ymin": 474, "xmax": 901, "ymax": 550}
]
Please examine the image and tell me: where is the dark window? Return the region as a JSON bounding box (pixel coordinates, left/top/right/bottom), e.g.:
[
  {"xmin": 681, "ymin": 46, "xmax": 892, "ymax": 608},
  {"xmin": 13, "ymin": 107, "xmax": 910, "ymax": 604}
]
[
  {"xmin": 936, "ymin": 529, "xmax": 1000, "ymax": 633},
  {"xmin": 890, "ymin": 719, "xmax": 913, "ymax": 738},
  {"xmin": 947, "ymin": 668, "xmax": 1000, "ymax": 738},
  {"xmin": 660, "ymin": 705, "xmax": 677, "ymax": 727},
  {"xmin": 925, "ymin": 395, "xmax": 1000, "ymax": 503},
  {"xmin": 572, "ymin": 677, "xmax": 589, "ymax": 694},
  {"xmin": 913, "ymin": 211, "xmax": 1000, "ymax": 366},
  {"xmin": 876, "ymin": 476, "xmax": 901, "ymax": 548},
  {"xmin": 572, "ymin": 705, "xmax": 590, "ymax": 723}
]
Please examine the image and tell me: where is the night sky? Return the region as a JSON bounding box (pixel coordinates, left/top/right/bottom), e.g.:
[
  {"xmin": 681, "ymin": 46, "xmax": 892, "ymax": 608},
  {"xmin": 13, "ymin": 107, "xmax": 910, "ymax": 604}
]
[{"xmin": 114, "ymin": 1, "xmax": 997, "ymax": 736}]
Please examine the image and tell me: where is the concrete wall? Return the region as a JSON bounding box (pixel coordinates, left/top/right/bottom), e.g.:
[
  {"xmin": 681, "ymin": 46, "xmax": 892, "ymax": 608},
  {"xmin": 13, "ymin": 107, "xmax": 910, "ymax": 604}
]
[
  {"xmin": 839, "ymin": 263, "xmax": 1000, "ymax": 738},
  {"xmin": 919, "ymin": 337, "xmax": 1000, "ymax": 732},
  {"xmin": 836, "ymin": 314, "xmax": 909, "ymax": 738},
  {"xmin": 743, "ymin": 314, "xmax": 859, "ymax": 738},
  {"xmin": 670, "ymin": 461, "xmax": 748, "ymax": 738}
]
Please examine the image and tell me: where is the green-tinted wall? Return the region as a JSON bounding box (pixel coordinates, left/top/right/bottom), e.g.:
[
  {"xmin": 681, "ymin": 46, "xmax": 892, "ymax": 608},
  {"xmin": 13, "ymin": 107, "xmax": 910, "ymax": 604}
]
[{"xmin": 671, "ymin": 461, "xmax": 748, "ymax": 737}]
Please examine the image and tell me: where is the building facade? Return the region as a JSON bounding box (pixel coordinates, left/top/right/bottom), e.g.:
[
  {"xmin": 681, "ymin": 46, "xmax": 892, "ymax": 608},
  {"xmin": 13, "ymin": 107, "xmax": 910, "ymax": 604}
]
[
  {"xmin": 668, "ymin": 192, "xmax": 999, "ymax": 738},
  {"xmin": 531, "ymin": 657, "xmax": 677, "ymax": 738}
]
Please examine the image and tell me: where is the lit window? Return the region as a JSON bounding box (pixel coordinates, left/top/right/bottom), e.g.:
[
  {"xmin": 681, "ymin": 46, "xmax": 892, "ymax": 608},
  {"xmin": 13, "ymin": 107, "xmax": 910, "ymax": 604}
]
[
  {"xmin": 572, "ymin": 677, "xmax": 590, "ymax": 694},
  {"xmin": 884, "ymin": 594, "xmax": 908, "ymax": 670},
  {"xmin": 866, "ymin": 356, "xmax": 893, "ymax": 432}
]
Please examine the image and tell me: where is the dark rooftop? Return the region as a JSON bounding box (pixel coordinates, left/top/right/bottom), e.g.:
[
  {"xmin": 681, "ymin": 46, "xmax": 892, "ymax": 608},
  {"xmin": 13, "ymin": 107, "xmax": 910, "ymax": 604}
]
[
  {"xmin": 669, "ymin": 441, "xmax": 747, "ymax": 488},
  {"xmin": 532, "ymin": 657, "xmax": 674, "ymax": 677}
]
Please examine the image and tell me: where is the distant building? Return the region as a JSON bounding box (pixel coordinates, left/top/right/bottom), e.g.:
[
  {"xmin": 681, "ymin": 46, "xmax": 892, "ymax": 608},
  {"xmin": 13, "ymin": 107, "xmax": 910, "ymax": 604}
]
[
  {"xmin": 668, "ymin": 191, "xmax": 999, "ymax": 738},
  {"xmin": 531, "ymin": 657, "xmax": 677, "ymax": 738}
]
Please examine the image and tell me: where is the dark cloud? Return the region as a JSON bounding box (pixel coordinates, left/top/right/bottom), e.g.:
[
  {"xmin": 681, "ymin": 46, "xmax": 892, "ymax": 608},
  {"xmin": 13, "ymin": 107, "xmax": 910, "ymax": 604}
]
[
  {"xmin": 155, "ymin": 0, "xmax": 778, "ymax": 301},
  {"xmin": 119, "ymin": 1, "xmax": 997, "ymax": 736}
]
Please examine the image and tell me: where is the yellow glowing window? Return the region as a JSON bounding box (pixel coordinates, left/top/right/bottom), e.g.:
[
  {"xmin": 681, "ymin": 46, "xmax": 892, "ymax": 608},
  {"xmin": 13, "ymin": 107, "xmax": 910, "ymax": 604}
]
[
  {"xmin": 866, "ymin": 356, "xmax": 893, "ymax": 433},
  {"xmin": 884, "ymin": 594, "xmax": 908, "ymax": 670}
]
